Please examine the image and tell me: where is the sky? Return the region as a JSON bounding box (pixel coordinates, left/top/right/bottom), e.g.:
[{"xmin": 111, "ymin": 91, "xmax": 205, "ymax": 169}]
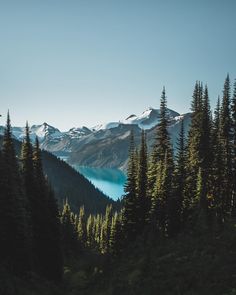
[{"xmin": 0, "ymin": 0, "xmax": 236, "ymax": 131}]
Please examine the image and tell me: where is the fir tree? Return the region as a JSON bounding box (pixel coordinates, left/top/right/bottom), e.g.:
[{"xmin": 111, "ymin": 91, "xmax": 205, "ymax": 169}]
[
  {"xmin": 136, "ymin": 130, "xmax": 148, "ymax": 230},
  {"xmin": 87, "ymin": 214, "xmax": 95, "ymax": 248},
  {"xmin": 173, "ymin": 119, "xmax": 186, "ymax": 232},
  {"xmin": 150, "ymin": 151, "xmax": 174, "ymax": 235},
  {"xmin": 220, "ymin": 74, "xmax": 232, "ymax": 217},
  {"xmin": 148, "ymin": 88, "xmax": 174, "ymax": 234},
  {"xmin": 100, "ymin": 205, "xmax": 113, "ymax": 254},
  {"xmin": 199, "ymin": 85, "xmax": 212, "ymax": 215},
  {"xmin": 94, "ymin": 214, "xmax": 103, "ymax": 250},
  {"xmin": 61, "ymin": 200, "xmax": 78, "ymax": 257},
  {"xmin": 21, "ymin": 122, "xmax": 35, "ymax": 202},
  {"xmin": 110, "ymin": 212, "xmax": 122, "ymax": 256},
  {"xmin": 155, "ymin": 87, "xmax": 172, "ymax": 162},
  {"xmin": 122, "ymin": 130, "xmax": 138, "ymax": 241},
  {"xmin": 33, "ymin": 138, "xmax": 63, "ymax": 281},
  {"xmin": 148, "ymin": 87, "xmax": 172, "ymax": 196},
  {"xmin": 209, "ymin": 98, "xmax": 224, "ymax": 225},
  {"xmin": 185, "ymin": 81, "xmax": 204, "ymax": 211},
  {"xmin": 78, "ymin": 206, "xmax": 87, "ymax": 246},
  {"xmin": 231, "ymin": 79, "xmax": 236, "ymax": 217},
  {"xmin": 0, "ymin": 112, "xmax": 31, "ymax": 274}
]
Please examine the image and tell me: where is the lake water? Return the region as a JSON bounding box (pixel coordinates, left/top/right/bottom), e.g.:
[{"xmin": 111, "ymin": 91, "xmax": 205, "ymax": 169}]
[{"xmin": 73, "ymin": 165, "xmax": 127, "ymax": 200}]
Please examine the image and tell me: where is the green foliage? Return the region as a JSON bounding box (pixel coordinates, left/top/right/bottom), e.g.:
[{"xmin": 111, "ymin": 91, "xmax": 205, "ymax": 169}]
[
  {"xmin": 0, "ymin": 115, "xmax": 63, "ymax": 282},
  {"xmin": 231, "ymin": 79, "xmax": 236, "ymax": 217},
  {"xmin": 77, "ymin": 206, "xmax": 87, "ymax": 246},
  {"xmin": 136, "ymin": 130, "xmax": 149, "ymax": 230},
  {"xmin": 100, "ymin": 205, "xmax": 113, "ymax": 254},
  {"xmin": 122, "ymin": 131, "xmax": 138, "ymax": 241},
  {"xmin": 0, "ymin": 113, "xmax": 31, "ymax": 274},
  {"xmin": 61, "ymin": 200, "xmax": 78, "ymax": 258},
  {"xmin": 173, "ymin": 119, "xmax": 186, "ymax": 233},
  {"xmin": 220, "ymin": 74, "xmax": 233, "ymax": 216}
]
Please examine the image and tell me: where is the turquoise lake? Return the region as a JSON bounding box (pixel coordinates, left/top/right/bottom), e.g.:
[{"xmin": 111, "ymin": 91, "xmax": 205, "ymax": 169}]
[{"xmin": 73, "ymin": 166, "xmax": 127, "ymax": 200}]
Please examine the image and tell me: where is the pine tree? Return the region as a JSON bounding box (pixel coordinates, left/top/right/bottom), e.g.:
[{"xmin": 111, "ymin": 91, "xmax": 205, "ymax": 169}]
[
  {"xmin": 220, "ymin": 74, "xmax": 232, "ymax": 217},
  {"xmin": 136, "ymin": 130, "xmax": 148, "ymax": 230},
  {"xmin": 173, "ymin": 119, "xmax": 186, "ymax": 232},
  {"xmin": 122, "ymin": 130, "xmax": 138, "ymax": 241},
  {"xmin": 87, "ymin": 214, "xmax": 95, "ymax": 248},
  {"xmin": 110, "ymin": 212, "xmax": 122, "ymax": 256},
  {"xmin": 199, "ymin": 85, "xmax": 212, "ymax": 214},
  {"xmin": 148, "ymin": 88, "xmax": 174, "ymax": 234},
  {"xmin": 150, "ymin": 151, "xmax": 174, "ymax": 235},
  {"xmin": 231, "ymin": 79, "xmax": 236, "ymax": 217},
  {"xmin": 155, "ymin": 87, "xmax": 172, "ymax": 162},
  {"xmin": 148, "ymin": 87, "xmax": 172, "ymax": 196},
  {"xmin": 78, "ymin": 206, "xmax": 87, "ymax": 246},
  {"xmin": 33, "ymin": 138, "xmax": 63, "ymax": 281},
  {"xmin": 185, "ymin": 82, "xmax": 204, "ymax": 211},
  {"xmin": 61, "ymin": 200, "xmax": 78, "ymax": 257},
  {"xmin": 208, "ymin": 98, "xmax": 224, "ymax": 225},
  {"xmin": 21, "ymin": 122, "xmax": 35, "ymax": 202},
  {"xmin": 100, "ymin": 205, "xmax": 113, "ymax": 254},
  {"xmin": 94, "ymin": 214, "xmax": 103, "ymax": 250},
  {"xmin": 0, "ymin": 112, "xmax": 31, "ymax": 274}
]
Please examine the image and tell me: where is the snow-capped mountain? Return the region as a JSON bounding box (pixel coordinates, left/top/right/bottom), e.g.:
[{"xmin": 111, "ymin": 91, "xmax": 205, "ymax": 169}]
[
  {"xmin": 0, "ymin": 123, "xmax": 62, "ymax": 142},
  {"xmin": 30, "ymin": 123, "xmax": 62, "ymax": 141},
  {"xmin": 0, "ymin": 107, "xmax": 191, "ymax": 169},
  {"xmin": 92, "ymin": 108, "xmax": 180, "ymax": 131},
  {"xmin": 67, "ymin": 126, "xmax": 92, "ymax": 139}
]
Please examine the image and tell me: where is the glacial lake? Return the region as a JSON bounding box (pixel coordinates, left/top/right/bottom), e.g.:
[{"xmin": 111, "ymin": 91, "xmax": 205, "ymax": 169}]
[{"xmin": 73, "ymin": 165, "xmax": 127, "ymax": 200}]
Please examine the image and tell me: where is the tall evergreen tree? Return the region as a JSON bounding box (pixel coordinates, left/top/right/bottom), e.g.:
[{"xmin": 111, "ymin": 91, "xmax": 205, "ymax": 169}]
[
  {"xmin": 199, "ymin": 85, "xmax": 212, "ymax": 215},
  {"xmin": 0, "ymin": 112, "xmax": 31, "ymax": 274},
  {"xmin": 61, "ymin": 200, "xmax": 78, "ymax": 257},
  {"xmin": 148, "ymin": 87, "xmax": 172, "ymax": 196},
  {"xmin": 220, "ymin": 74, "xmax": 232, "ymax": 217},
  {"xmin": 33, "ymin": 137, "xmax": 63, "ymax": 281},
  {"xmin": 211, "ymin": 98, "xmax": 223, "ymax": 224},
  {"xmin": 110, "ymin": 212, "xmax": 122, "ymax": 256},
  {"xmin": 231, "ymin": 79, "xmax": 236, "ymax": 217},
  {"xmin": 136, "ymin": 130, "xmax": 148, "ymax": 230},
  {"xmin": 21, "ymin": 122, "xmax": 35, "ymax": 202},
  {"xmin": 87, "ymin": 214, "xmax": 95, "ymax": 248},
  {"xmin": 122, "ymin": 130, "xmax": 138, "ymax": 241},
  {"xmin": 185, "ymin": 82, "xmax": 204, "ymax": 212},
  {"xmin": 100, "ymin": 205, "xmax": 113, "ymax": 254},
  {"xmin": 78, "ymin": 206, "xmax": 87, "ymax": 246},
  {"xmin": 94, "ymin": 214, "xmax": 103, "ymax": 250},
  {"xmin": 173, "ymin": 119, "xmax": 186, "ymax": 232},
  {"xmin": 148, "ymin": 88, "xmax": 174, "ymax": 234}
]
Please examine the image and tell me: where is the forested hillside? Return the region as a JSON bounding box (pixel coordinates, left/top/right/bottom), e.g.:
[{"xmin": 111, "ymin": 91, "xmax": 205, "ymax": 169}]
[{"xmin": 0, "ymin": 135, "xmax": 117, "ymax": 215}]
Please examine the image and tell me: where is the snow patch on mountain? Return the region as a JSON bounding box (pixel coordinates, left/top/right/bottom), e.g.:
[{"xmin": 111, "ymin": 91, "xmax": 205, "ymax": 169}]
[
  {"xmin": 92, "ymin": 107, "xmax": 180, "ymax": 131},
  {"xmin": 67, "ymin": 126, "xmax": 92, "ymax": 139}
]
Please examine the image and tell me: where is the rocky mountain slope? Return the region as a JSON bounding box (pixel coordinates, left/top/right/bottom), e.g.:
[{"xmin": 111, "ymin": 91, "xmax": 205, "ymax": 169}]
[{"xmin": 0, "ymin": 108, "xmax": 191, "ymax": 170}]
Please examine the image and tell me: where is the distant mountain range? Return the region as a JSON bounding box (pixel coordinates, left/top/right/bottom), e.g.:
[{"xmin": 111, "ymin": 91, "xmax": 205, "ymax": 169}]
[{"xmin": 0, "ymin": 107, "xmax": 191, "ymax": 170}]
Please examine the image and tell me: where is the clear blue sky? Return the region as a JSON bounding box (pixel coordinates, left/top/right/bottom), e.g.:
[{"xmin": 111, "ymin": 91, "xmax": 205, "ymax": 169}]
[{"xmin": 0, "ymin": 0, "xmax": 236, "ymax": 130}]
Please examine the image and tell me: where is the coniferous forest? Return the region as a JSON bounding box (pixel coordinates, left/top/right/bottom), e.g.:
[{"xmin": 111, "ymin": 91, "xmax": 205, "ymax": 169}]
[{"xmin": 1, "ymin": 75, "xmax": 236, "ymax": 294}]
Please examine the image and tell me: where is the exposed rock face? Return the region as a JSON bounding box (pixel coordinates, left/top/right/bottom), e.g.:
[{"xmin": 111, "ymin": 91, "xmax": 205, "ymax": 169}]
[{"xmin": 0, "ymin": 108, "xmax": 191, "ymax": 170}]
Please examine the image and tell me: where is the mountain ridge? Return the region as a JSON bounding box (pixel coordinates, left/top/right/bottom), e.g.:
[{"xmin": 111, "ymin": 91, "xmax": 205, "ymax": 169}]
[{"xmin": 0, "ymin": 107, "xmax": 191, "ymax": 170}]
